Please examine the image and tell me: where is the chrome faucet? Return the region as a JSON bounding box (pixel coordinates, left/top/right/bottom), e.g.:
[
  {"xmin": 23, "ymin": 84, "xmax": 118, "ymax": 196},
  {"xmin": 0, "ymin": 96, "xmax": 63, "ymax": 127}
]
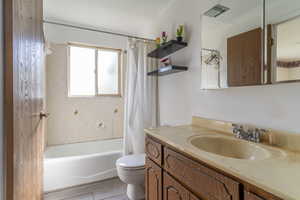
[{"xmin": 232, "ymin": 124, "xmax": 267, "ymax": 143}]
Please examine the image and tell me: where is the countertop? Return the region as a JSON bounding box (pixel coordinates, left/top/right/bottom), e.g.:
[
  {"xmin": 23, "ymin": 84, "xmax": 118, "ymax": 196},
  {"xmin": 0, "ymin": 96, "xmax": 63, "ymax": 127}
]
[{"xmin": 145, "ymin": 125, "xmax": 300, "ymax": 200}]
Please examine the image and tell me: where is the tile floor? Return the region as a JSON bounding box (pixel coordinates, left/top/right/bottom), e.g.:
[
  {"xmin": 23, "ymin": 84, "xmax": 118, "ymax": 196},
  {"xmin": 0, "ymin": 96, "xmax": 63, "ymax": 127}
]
[
  {"xmin": 44, "ymin": 178, "xmax": 128, "ymax": 200},
  {"xmin": 63, "ymin": 194, "xmax": 128, "ymax": 200}
]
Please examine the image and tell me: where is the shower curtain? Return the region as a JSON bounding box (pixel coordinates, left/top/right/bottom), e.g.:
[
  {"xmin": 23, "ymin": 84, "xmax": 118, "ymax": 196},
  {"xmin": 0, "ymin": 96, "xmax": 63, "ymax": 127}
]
[{"xmin": 123, "ymin": 39, "xmax": 159, "ymax": 155}]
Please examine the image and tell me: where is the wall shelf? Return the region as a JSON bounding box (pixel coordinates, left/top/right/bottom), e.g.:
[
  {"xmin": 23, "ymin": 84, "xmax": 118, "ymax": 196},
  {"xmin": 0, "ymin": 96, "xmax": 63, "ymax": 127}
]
[
  {"xmin": 147, "ymin": 65, "xmax": 188, "ymax": 76},
  {"xmin": 147, "ymin": 40, "xmax": 188, "ymax": 59}
]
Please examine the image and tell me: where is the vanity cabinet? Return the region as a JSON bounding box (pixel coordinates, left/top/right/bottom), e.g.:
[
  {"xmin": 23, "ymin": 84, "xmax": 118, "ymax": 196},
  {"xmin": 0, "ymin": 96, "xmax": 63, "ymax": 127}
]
[
  {"xmin": 164, "ymin": 147, "xmax": 240, "ymax": 200},
  {"xmin": 163, "ymin": 172, "xmax": 201, "ymax": 200},
  {"xmin": 145, "ymin": 158, "xmax": 162, "ymax": 200},
  {"xmin": 163, "ymin": 172, "xmax": 189, "ymax": 200},
  {"xmin": 145, "ymin": 135, "xmax": 282, "ymax": 200},
  {"xmin": 145, "ymin": 137, "xmax": 163, "ymax": 166}
]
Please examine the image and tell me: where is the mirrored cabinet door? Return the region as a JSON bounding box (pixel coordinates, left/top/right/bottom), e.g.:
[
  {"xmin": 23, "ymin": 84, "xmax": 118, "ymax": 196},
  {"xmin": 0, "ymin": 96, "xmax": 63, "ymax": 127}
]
[
  {"xmin": 201, "ymin": 0, "xmax": 300, "ymax": 89},
  {"xmin": 201, "ymin": 0, "xmax": 264, "ymax": 89},
  {"xmin": 266, "ymin": 0, "xmax": 300, "ymax": 84}
]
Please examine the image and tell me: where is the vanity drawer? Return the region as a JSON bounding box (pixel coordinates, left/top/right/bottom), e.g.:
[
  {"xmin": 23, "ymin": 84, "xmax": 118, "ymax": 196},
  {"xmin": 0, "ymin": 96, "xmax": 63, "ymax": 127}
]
[
  {"xmin": 244, "ymin": 191, "xmax": 266, "ymax": 200},
  {"xmin": 164, "ymin": 148, "xmax": 240, "ymax": 200},
  {"xmin": 244, "ymin": 190, "xmax": 282, "ymax": 200},
  {"xmin": 146, "ymin": 136, "xmax": 163, "ymax": 166}
]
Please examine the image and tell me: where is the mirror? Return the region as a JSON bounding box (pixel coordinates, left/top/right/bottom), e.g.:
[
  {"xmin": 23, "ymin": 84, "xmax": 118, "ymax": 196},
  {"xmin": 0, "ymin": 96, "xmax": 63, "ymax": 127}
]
[
  {"xmin": 266, "ymin": 0, "xmax": 300, "ymax": 83},
  {"xmin": 201, "ymin": 0, "xmax": 264, "ymax": 89}
]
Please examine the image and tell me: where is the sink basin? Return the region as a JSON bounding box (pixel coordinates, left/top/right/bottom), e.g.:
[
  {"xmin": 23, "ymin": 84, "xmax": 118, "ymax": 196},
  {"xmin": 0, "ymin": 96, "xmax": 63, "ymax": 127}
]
[{"xmin": 189, "ymin": 135, "xmax": 271, "ymax": 160}]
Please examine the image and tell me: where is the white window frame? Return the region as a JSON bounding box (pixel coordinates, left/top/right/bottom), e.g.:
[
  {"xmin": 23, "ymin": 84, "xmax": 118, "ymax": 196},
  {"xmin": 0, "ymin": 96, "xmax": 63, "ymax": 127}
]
[{"xmin": 67, "ymin": 43, "xmax": 123, "ymax": 98}]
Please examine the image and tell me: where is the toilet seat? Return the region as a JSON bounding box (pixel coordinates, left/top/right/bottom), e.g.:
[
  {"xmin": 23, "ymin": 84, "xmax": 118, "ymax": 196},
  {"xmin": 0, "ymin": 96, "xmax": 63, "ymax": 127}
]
[{"xmin": 116, "ymin": 154, "xmax": 145, "ymax": 170}]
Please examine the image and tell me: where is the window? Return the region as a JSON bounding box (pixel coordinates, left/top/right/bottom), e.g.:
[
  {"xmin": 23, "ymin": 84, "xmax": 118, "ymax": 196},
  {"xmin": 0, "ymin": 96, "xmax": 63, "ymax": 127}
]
[{"xmin": 68, "ymin": 44, "xmax": 122, "ymax": 97}]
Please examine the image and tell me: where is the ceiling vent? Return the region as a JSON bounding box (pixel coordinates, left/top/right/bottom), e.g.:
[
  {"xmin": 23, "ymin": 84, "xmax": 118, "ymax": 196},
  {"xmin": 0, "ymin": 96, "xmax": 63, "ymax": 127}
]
[{"xmin": 204, "ymin": 4, "xmax": 230, "ymax": 18}]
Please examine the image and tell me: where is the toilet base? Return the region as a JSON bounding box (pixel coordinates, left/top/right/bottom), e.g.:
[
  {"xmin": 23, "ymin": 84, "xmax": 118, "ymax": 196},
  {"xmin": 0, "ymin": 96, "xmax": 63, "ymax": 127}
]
[{"xmin": 127, "ymin": 184, "xmax": 145, "ymax": 200}]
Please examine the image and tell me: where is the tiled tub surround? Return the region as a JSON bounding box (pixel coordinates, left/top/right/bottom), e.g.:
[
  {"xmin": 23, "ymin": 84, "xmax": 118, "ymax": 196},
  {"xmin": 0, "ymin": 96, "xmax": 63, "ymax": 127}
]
[
  {"xmin": 145, "ymin": 117, "xmax": 300, "ymax": 200},
  {"xmin": 46, "ymin": 44, "xmax": 124, "ymax": 146}
]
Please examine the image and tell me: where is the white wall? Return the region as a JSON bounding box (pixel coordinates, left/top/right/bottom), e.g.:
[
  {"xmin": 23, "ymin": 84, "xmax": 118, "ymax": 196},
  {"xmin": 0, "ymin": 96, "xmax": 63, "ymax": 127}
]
[
  {"xmin": 154, "ymin": 0, "xmax": 300, "ymax": 133},
  {"xmin": 44, "ymin": 23, "xmax": 128, "ymax": 50},
  {"xmin": 45, "ymin": 24, "xmax": 127, "ymax": 145},
  {"xmin": 152, "ymin": 0, "xmax": 203, "ymax": 126},
  {"xmin": 43, "ymin": 0, "xmax": 169, "ymax": 39}
]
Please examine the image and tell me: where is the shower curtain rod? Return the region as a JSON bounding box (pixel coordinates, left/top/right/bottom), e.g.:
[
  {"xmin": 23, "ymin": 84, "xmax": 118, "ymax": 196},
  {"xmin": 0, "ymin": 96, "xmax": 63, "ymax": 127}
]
[{"xmin": 43, "ymin": 20, "xmax": 155, "ymax": 42}]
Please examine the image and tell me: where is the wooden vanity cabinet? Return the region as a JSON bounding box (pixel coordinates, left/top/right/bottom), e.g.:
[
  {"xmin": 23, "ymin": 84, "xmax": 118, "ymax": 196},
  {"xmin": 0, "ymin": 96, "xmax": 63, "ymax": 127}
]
[
  {"xmin": 163, "ymin": 172, "xmax": 201, "ymax": 200},
  {"xmin": 164, "ymin": 147, "xmax": 240, "ymax": 200},
  {"xmin": 163, "ymin": 172, "xmax": 189, "ymax": 200},
  {"xmin": 145, "ymin": 137, "xmax": 163, "ymax": 166},
  {"xmin": 145, "ymin": 135, "xmax": 282, "ymax": 200},
  {"xmin": 145, "ymin": 158, "xmax": 162, "ymax": 200}
]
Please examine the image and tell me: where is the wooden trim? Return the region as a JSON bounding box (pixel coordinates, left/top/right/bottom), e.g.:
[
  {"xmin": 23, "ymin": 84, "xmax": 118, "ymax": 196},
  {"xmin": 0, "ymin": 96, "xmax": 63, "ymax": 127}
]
[
  {"xmin": 95, "ymin": 49, "xmax": 99, "ymax": 95},
  {"xmin": 96, "ymin": 49, "xmax": 123, "ymax": 97},
  {"xmin": 266, "ymin": 24, "xmax": 272, "ymax": 84},
  {"xmin": 67, "ymin": 94, "xmax": 123, "ymax": 98},
  {"xmin": 118, "ymin": 50, "xmax": 122, "ymax": 97},
  {"xmin": 4, "ymin": 0, "xmax": 14, "ymax": 198},
  {"xmin": 67, "ymin": 45, "xmax": 72, "ymax": 97}
]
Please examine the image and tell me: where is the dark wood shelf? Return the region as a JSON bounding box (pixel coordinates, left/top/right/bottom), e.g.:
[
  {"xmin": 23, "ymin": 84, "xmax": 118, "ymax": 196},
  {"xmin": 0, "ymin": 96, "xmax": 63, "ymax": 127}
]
[
  {"xmin": 147, "ymin": 65, "xmax": 188, "ymax": 76},
  {"xmin": 147, "ymin": 40, "xmax": 188, "ymax": 59}
]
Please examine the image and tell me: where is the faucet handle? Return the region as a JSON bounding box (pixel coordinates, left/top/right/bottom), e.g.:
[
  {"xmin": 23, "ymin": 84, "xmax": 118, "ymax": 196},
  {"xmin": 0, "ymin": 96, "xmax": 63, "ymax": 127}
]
[
  {"xmin": 232, "ymin": 123, "xmax": 242, "ymax": 129},
  {"xmin": 232, "ymin": 124, "xmax": 243, "ymax": 138},
  {"xmin": 254, "ymin": 128, "xmax": 267, "ymax": 135},
  {"xmin": 252, "ymin": 128, "xmax": 268, "ymax": 143}
]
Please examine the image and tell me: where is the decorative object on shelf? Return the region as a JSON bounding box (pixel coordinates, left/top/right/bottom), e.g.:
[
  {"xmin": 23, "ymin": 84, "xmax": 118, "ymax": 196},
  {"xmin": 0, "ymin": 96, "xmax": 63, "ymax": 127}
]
[
  {"xmin": 161, "ymin": 31, "xmax": 168, "ymax": 45},
  {"xmin": 155, "ymin": 37, "xmax": 161, "ymax": 48},
  {"xmin": 147, "ymin": 65, "xmax": 188, "ymax": 76},
  {"xmin": 147, "ymin": 40, "xmax": 188, "ymax": 59},
  {"xmin": 160, "ymin": 57, "xmax": 172, "ymax": 66},
  {"xmin": 176, "ymin": 25, "xmax": 184, "ymax": 42}
]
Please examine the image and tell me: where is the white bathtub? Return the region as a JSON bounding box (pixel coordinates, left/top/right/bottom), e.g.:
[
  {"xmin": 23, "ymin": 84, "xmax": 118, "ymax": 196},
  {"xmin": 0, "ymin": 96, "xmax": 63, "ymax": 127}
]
[{"xmin": 44, "ymin": 139, "xmax": 123, "ymax": 192}]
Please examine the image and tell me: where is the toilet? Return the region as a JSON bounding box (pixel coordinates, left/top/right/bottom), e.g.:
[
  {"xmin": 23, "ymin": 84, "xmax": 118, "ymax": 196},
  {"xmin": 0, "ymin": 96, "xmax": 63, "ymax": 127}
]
[{"xmin": 116, "ymin": 154, "xmax": 146, "ymax": 200}]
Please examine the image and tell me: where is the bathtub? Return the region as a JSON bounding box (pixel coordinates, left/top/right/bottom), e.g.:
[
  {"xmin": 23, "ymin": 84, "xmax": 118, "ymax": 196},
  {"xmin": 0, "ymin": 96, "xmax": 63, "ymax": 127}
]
[{"xmin": 44, "ymin": 138, "xmax": 123, "ymax": 192}]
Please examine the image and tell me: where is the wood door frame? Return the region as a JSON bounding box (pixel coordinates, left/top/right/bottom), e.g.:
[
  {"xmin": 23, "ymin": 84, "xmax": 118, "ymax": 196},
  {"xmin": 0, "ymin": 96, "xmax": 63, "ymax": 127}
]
[{"xmin": 4, "ymin": 0, "xmax": 15, "ymax": 198}]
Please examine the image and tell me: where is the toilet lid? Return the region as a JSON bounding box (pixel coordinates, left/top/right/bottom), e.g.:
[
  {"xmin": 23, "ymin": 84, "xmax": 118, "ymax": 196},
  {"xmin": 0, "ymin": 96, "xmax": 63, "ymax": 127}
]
[{"xmin": 116, "ymin": 154, "xmax": 145, "ymax": 169}]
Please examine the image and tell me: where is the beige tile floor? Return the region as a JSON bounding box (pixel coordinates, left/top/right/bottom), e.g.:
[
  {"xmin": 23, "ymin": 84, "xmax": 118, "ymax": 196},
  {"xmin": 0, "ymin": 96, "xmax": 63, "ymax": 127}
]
[
  {"xmin": 44, "ymin": 178, "xmax": 128, "ymax": 200},
  {"xmin": 64, "ymin": 194, "xmax": 128, "ymax": 200}
]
